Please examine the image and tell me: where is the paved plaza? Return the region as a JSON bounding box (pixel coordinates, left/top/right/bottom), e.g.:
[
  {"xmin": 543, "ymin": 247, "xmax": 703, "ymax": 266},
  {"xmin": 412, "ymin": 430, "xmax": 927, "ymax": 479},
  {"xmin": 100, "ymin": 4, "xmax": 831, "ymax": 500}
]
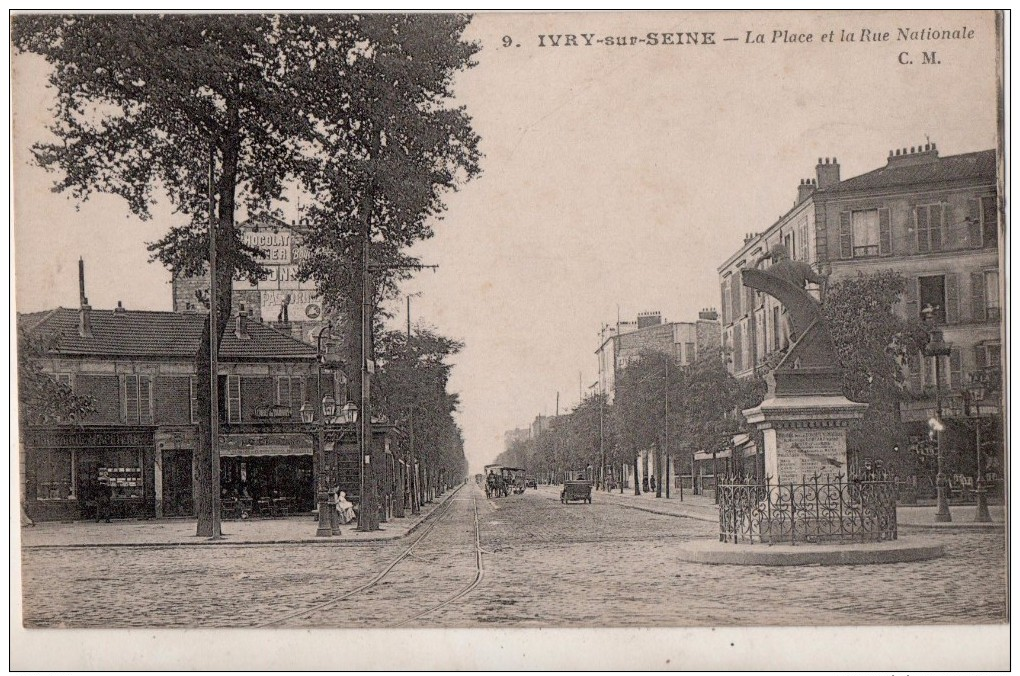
[{"xmin": 20, "ymin": 483, "xmax": 1007, "ymax": 628}]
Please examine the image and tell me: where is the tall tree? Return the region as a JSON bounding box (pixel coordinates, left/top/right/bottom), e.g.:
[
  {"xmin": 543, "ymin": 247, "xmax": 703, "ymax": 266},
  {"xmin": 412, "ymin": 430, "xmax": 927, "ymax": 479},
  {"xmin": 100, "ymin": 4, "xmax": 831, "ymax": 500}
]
[
  {"xmin": 823, "ymin": 270, "xmax": 929, "ymax": 475},
  {"xmin": 14, "ymin": 14, "xmax": 480, "ymax": 535}
]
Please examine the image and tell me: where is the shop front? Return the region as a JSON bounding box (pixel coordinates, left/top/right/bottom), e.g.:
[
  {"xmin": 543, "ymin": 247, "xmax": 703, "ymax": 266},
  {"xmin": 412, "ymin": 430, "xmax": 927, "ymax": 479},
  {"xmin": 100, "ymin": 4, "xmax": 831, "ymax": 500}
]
[
  {"xmin": 24, "ymin": 426, "xmax": 156, "ymax": 522},
  {"xmin": 219, "ymin": 432, "xmax": 315, "ymax": 512}
]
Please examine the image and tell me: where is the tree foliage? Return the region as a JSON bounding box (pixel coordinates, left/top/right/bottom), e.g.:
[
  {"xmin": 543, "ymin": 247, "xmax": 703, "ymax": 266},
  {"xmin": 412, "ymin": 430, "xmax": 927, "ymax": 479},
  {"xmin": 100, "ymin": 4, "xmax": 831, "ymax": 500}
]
[
  {"xmin": 374, "ymin": 327, "xmax": 469, "ymax": 491},
  {"xmin": 823, "ymin": 270, "xmax": 929, "ymax": 474},
  {"xmin": 17, "ymin": 327, "xmax": 96, "ymax": 426}
]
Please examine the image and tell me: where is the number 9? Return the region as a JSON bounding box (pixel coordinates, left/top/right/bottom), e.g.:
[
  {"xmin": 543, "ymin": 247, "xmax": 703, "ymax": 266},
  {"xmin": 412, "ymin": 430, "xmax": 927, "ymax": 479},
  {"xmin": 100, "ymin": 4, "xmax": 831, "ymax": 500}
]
[{"xmin": 502, "ymin": 35, "xmax": 512, "ymax": 48}]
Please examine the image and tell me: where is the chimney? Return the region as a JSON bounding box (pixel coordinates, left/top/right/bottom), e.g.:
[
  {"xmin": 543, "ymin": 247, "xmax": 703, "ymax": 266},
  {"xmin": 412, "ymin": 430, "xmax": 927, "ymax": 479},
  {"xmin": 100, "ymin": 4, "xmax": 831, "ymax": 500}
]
[
  {"xmin": 743, "ymin": 232, "xmax": 756, "ymax": 245},
  {"xmin": 698, "ymin": 308, "xmax": 719, "ymax": 321},
  {"xmin": 78, "ymin": 257, "xmax": 92, "ymax": 338},
  {"xmin": 815, "ymin": 157, "xmax": 841, "ymax": 189},
  {"xmin": 235, "ymin": 303, "xmax": 250, "ymax": 340},
  {"xmin": 797, "ymin": 178, "xmax": 816, "ymax": 204},
  {"xmin": 886, "ymin": 141, "xmax": 939, "ymax": 167},
  {"xmin": 114, "ymin": 300, "xmax": 126, "ymax": 313},
  {"xmin": 637, "ymin": 311, "xmax": 662, "ymax": 329}
]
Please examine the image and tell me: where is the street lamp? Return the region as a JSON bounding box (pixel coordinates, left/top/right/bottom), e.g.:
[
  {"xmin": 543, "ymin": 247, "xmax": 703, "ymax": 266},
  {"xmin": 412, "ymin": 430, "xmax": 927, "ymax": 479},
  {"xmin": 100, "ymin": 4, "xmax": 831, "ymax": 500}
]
[
  {"xmin": 302, "ymin": 401, "xmax": 334, "ymax": 537},
  {"xmin": 922, "ymin": 305, "xmax": 952, "ymax": 522},
  {"xmin": 965, "ymin": 372, "xmax": 992, "ymax": 522},
  {"xmin": 321, "ymin": 394, "xmax": 337, "ymax": 420}
]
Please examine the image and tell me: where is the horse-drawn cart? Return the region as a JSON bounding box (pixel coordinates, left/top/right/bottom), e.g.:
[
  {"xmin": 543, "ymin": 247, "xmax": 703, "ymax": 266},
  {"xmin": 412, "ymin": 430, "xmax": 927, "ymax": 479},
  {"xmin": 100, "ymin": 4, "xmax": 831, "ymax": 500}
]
[{"xmin": 560, "ymin": 480, "xmax": 593, "ymax": 504}]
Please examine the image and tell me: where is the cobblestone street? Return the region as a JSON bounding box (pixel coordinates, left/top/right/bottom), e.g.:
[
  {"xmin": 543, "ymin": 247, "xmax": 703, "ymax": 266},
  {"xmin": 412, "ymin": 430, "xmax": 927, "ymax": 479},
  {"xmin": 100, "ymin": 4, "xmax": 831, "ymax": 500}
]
[{"xmin": 21, "ymin": 483, "xmax": 1007, "ymax": 628}]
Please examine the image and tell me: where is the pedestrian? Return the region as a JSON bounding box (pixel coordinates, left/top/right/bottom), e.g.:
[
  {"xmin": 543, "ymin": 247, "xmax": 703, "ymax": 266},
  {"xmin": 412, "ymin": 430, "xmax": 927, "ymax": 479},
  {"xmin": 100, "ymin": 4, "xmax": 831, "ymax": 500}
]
[
  {"xmin": 96, "ymin": 479, "xmax": 113, "ymax": 523},
  {"xmin": 650, "ymin": 475, "xmax": 657, "ymax": 491}
]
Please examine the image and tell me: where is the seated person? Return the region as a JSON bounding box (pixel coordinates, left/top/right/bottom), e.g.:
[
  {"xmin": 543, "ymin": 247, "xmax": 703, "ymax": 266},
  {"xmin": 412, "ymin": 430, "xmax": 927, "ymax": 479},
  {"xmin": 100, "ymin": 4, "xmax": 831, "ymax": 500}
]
[{"xmin": 334, "ymin": 490, "xmax": 357, "ymax": 524}]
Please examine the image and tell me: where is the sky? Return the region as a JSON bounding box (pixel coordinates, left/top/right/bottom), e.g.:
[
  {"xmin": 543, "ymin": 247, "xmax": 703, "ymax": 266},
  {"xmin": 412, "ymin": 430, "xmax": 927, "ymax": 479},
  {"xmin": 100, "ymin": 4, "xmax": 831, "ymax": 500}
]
[{"xmin": 12, "ymin": 11, "xmax": 1000, "ymax": 475}]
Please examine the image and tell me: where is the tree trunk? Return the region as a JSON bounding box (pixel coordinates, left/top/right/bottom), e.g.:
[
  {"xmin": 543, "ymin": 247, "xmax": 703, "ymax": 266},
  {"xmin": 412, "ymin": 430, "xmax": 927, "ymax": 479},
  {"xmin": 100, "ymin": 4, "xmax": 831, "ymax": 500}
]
[
  {"xmin": 633, "ymin": 450, "xmax": 641, "ymax": 495},
  {"xmin": 196, "ymin": 121, "xmax": 240, "ymax": 537}
]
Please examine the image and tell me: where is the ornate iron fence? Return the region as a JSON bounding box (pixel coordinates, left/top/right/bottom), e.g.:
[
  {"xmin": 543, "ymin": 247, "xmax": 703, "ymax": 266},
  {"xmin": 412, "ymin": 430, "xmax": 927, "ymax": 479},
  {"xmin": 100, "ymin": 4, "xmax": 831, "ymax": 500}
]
[{"xmin": 718, "ymin": 474, "xmax": 897, "ymax": 545}]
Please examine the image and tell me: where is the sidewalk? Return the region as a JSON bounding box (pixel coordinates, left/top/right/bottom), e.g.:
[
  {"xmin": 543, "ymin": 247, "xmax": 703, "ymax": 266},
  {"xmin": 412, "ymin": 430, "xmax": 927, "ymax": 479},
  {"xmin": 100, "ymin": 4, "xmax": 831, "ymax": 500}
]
[
  {"xmin": 20, "ymin": 489, "xmax": 460, "ymax": 549},
  {"xmin": 897, "ymin": 504, "xmax": 1006, "ymax": 530},
  {"xmin": 539, "ymin": 485, "xmax": 1006, "ymax": 531}
]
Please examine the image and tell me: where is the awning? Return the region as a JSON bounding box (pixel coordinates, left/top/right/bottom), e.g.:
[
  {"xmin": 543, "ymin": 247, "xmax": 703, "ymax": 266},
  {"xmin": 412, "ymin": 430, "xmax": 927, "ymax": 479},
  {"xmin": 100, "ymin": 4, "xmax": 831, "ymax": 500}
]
[{"xmin": 219, "ymin": 433, "xmax": 312, "ymax": 457}]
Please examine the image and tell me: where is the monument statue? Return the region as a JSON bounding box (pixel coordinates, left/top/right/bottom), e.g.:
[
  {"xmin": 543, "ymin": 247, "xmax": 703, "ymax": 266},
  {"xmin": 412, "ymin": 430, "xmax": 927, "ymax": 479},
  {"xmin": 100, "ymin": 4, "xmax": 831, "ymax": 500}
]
[
  {"xmin": 739, "ymin": 243, "xmax": 868, "ymax": 487},
  {"xmin": 740, "ymin": 244, "xmax": 838, "ymax": 392}
]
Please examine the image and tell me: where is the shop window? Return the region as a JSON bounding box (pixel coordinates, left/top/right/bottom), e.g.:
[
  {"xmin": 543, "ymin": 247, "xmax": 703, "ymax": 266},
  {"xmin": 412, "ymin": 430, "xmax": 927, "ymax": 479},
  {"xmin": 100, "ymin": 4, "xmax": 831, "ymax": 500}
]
[
  {"xmin": 915, "ymin": 204, "xmax": 945, "ymax": 254},
  {"xmin": 122, "ymin": 375, "xmax": 153, "ymax": 424},
  {"xmin": 99, "ymin": 449, "xmax": 144, "ymax": 500},
  {"xmin": 227, "ymin": 375, "xmax": 242, "ymax": 423},
  {"xmin": 36, "ymin": 450, "xmax": 74, "ymax": 500}
]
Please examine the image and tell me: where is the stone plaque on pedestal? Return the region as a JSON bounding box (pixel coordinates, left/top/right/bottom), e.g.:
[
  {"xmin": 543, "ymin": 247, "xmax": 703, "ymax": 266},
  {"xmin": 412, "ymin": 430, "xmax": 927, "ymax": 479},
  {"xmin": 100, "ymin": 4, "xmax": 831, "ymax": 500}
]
[{"xmin": 746, "ymin": 396, "xmax": 867, "ymax": 486}]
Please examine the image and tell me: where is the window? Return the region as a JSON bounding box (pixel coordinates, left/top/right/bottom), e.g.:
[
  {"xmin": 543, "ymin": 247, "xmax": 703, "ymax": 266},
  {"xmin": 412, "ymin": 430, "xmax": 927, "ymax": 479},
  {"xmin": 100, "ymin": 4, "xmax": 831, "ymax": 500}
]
[
  {"xmin": 915, "ymin": 204, "xmax": 945, "ymax": 253},
  {"xmin": 732, "ymin": 323, "xmax": 744, "ymax": 372},
  {"xmin": 798, "ymin": 221, "xmax": 810, "ymax": 261},
  {"xmin": 968, "ymin": 196, "xmax": 998, "ymax": 249},
  {"xmin": 190, "ymin": 376, "xmax": 199, "ymax": 424},
  {"xmin": 730, "ymin": 274, "xmax": 742, "ymax": 318},
  {"xmin": 35, "ymin": 450, "xmax": 74, "ymax": 500},
  {"xmin": 851, "ymin": 210, "xmax": 879, "ymax": 257},
  {"xmin": 54, "ymin": 373, "xmax": 72, "ymax": 389},
  {"xmin": 918, "ymin": 276, "xmax": 946, "ymax": 325},
  {"xmin": 784, "ymin": 232, "xmax": 796, "ymax": 261},
  {"xmin": 974, "ymin": 343, "xmax": 1001, "ymax": 369},
  {"xmin": 122, "ymin": 375, "xmax": 153, "ymax": 424},
  {"xmin": 839, "ymin": 209, "xmax": 891, "ymax": 258},
  {"xmin": 227, "ymin": 375, "xmax": 241, "ymax": 423},
  {"xmin": 772, "ymin": 305, "xmax": 781, "ymax": 351},
  {"xmin": 685, "ymin": 342, "xmax": 695, "ymax": 365},
  {"xmin": 277, "ymin": 376, "xmax": 304, "ymax": 413}
]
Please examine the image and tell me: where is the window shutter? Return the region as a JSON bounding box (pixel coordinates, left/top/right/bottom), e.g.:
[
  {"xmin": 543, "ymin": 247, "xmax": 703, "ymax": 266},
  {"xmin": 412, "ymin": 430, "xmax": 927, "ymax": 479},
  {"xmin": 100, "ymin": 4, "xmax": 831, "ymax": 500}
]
[
  {"xmin": 974, "ymin": 345, "xmax": 988, "ymax": 369},
  {"xmin": 720, "ymin": 281, "xmax": 729, "ymax": 324},
  {"xmin": 944, "ymin": 273, "xmax": 959, "ymax": 324},
  {"xmin": 277, "ymin": 377, "xmax": 290, "ymax": 407},
  {"xmin": 139, "ymin": 375, "xmax": 153, "ymax": 425},
  {"xmin": 290, "ymin": 377, "xmax": 304, "ymax": 415},
  {"xmin": 970, "ymin": 271, "xmax": 986, "ymax": 322},
  {"xmin": 949, "ymin": 348, "xmax": 962, "ymax": 390},
  {"xmin": 915, "ymin": 207, "xmax": 929, "ymax": 253},
  {"xmin": 981, "ymin": 196, "xmax": 998, "ymax": 247},
  {"xmin": 907, "ymin": 352, "xmax": 922, "ymax": 394},
  {"xmin": 124, "ymin": 375, "xmax": 139, "ymax": 423},
  {"xmin": 929, "ymin": 205, "xmax": 944, "ymax": 252},
  {"xmin": 190, "ymin": 376, "xmax": 198, "ymax": 424},
  {"xmin": 839, "ymin": 211, "xmax": 852, "ymax": 258},
  {"xmin": 903, "ymin": 277, "xmax": 919, "ymax": 320},
  {"xmin": 731, "ymin": 275, "xmax": 742, "ymax": 317},
  {"xmin": 228, "ymin": 376, "xmax": 241, "ymax": 423},
  {"xmin": 968, "ymin": 198, "xmax": 983, "ymax": 248},
  {"xmin": 878, "ymin": 208, "xmax": 892, "ymax": 256},
  {"xmin": 732, "ymin": 323, "xmax": 743, "ymax": 372}
]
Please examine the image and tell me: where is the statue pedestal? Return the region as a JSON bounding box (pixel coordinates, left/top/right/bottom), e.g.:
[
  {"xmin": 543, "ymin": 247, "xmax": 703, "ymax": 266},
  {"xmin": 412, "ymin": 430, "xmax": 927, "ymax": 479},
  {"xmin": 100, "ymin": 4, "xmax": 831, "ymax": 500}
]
[{"xmin": 744, "ymin": 395, "xmax": 867, "ymax": 485}]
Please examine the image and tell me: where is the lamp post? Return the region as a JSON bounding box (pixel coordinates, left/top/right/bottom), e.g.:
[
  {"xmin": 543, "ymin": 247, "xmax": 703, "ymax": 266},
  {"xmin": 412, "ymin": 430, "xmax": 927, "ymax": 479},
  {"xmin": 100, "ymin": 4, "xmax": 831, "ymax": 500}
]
[
  {"xmin": 965, "ymin": 372, "xmax": 992, "ymax": 523},
  {"xmin": 922, "ymin": 306, "xmax": 952, "ymax": 522},
  {"xmin": 301, "ymin": 402, "xmax": 333, "ymax": 537}
]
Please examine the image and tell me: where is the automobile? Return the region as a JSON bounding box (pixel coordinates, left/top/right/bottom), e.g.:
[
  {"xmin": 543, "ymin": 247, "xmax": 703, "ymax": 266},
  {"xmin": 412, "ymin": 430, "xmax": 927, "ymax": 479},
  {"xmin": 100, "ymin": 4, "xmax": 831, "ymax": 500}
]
[{"xmin": 525, "ymin": 477, "xmax": 538, "ymax": 489}]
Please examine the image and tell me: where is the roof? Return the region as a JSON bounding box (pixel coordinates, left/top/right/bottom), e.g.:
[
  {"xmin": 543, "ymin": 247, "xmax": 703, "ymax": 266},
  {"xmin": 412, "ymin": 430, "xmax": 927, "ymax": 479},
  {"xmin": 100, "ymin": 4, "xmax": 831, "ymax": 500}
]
[
  {"xmin": 819, "ymin": 149, "xmax": 996, "ymax": 194},
  {"xmin": 19, "ymin": 307, "xmax": 316, "ymax": 362}
]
